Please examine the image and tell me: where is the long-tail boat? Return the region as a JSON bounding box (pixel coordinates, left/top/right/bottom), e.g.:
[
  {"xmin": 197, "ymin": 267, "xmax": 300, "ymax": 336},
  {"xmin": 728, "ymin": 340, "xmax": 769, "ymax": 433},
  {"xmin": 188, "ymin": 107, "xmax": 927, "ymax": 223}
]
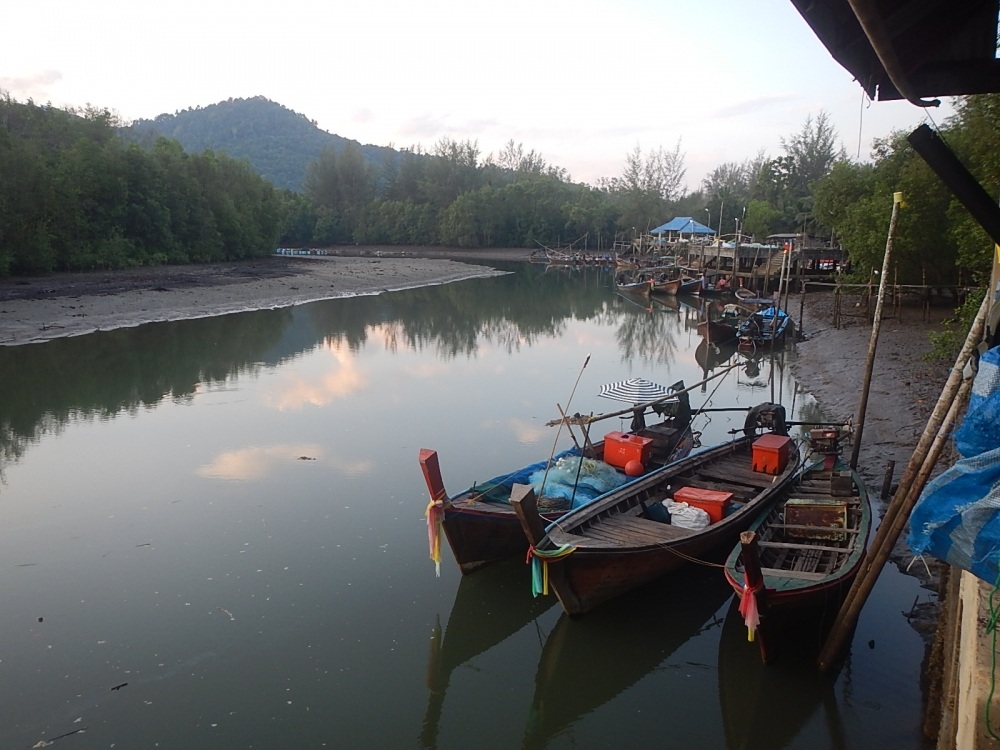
[
  {"xmin": 723, "ymin": 427, "xmax": 872, "ymax": 664},
  {"xmin": 512, "ymin": 404, "xmax": 800, "ymax": 616},
  {"xmin": 419, "ymin": 385, "xmax": 696, "ymax": 575},
  {"xmin": 614, "ymin": 270, "xmax": 655, "ymax": 298}
]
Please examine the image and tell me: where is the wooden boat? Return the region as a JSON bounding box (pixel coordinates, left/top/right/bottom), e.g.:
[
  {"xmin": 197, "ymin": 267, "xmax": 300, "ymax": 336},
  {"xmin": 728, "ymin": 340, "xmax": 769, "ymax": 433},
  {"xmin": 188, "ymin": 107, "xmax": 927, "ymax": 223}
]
[
  {"xmin": 736, "ymin": 305, "xmax": 794, "ymax": 351},
  {"xmin": 700, "ymin": 270, "xmax": 735, "ymax": 297},
  {"xmin": 511, "ymin": 404, "xmax": 801, "ymax": 615},
  {"xmin": 614, "ymin": 270, "xmax": 654, "ymax": 297},
  {"xmin": 723, "ymin": 429, "xmax": 872, "ymax": 664},
  {"xmin": 650, "ymin": 270, "xmax": 682, "ymax": 296},
  {"xmin": 696, "ymin": 318, "xmax": 739, "ymax": 344},
  {"xmin": 419, "ymin": 388, "xmax": 696, "ymax": 574},
  {"xmin": 678, "ymin": 273, "xmax": 704, "ymax": 296}
]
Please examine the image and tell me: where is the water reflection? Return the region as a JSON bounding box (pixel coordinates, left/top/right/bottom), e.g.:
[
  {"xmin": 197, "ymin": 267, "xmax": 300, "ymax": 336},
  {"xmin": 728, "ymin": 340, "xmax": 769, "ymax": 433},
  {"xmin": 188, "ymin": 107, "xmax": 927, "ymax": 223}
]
[
  {"xmin": 522, "ymin": 565, "xmax": 732, "ymax": 749},
  {"xmin": 718, "ymin": 600, "xmax": 847, "ymax": 750},
  {"xmin": 420, "ymin": 558, "xmax": 555, "ymax": 749},
  {"xmin": 0, "ymin": 262, "xmax": 928, "ymax": 749},
  {"xmin": 0, "ymin": 264, "xmax": 609, "ymax": 472},
  {"xmin": 0, "ymin": 265, "xmax": 788, "ymax": 474}
]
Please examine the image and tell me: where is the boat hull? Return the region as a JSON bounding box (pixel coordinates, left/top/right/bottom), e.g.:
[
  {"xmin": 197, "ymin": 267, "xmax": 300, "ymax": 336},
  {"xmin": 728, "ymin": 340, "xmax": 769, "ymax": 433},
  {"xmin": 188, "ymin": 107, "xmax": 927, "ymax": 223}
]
[
  {"xmin": 723, "ymin": 459, "xmax": 872, "ymax": 663},
  {"xmin": 697, "ymin": 319, "xmax": 739, "ymax": 344},
  {"xmin": 422, "ymin": 421, "xmax": 696, "ymax": 574},
  {"xmin": 519, "ymin": 431, "xmax": 801, "ymax": 615}
]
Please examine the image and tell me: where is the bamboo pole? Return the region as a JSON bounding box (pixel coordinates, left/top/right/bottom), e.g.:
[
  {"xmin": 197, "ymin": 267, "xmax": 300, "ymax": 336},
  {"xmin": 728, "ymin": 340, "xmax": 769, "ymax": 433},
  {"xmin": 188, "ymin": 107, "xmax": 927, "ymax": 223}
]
[
  {"xmin": 817, "ymin": 289, "xmax": 989, "ymax": 671},
  {"xmin": 538, "ymin": 355, "xmax": 590, "ymax": 493},
  {"xmin": 545, "ymin": 364, "xmax": 740, "ymax": 427},
  {"xmin": 850, "ymin": 193, "xmax": 902, "ymax": 471}
]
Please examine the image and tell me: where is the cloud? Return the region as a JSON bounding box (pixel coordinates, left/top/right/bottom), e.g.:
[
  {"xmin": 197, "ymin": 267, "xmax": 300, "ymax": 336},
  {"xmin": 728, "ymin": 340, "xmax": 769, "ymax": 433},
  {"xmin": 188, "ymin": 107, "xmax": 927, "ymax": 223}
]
[{"xmin": 0, "ymin": 70, "xmax": 63, "ymax": 100}]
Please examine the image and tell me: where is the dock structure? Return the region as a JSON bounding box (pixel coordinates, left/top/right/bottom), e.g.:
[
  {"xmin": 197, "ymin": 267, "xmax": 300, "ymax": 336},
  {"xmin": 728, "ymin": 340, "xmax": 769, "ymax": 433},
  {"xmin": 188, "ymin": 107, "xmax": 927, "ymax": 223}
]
[{"xmin": 680, "ymin": 233, "xmax": 848, "ymax": 295}]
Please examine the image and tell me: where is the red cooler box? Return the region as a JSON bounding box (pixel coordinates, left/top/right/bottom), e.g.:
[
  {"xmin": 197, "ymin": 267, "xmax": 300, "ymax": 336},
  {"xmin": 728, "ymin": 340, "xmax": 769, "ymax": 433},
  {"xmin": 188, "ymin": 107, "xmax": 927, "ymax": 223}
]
[
  {"xmin": 752, "ymin": 434, "xmax": 792, "ymax": 474},
  {"xmin": 603, "ymin": 432, "xmax": 653, "ymax": 469},
  {"xmin": 673, "ymin": 486, "xmax": 733, "ymax": 523}
]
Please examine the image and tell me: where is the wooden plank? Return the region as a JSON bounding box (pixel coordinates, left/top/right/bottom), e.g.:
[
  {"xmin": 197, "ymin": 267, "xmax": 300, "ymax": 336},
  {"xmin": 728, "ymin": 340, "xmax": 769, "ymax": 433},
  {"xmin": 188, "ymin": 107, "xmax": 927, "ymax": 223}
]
[
  {"xmin": 695, "ymin": 464, "xmax": 774, "ymax": 487},
  {"xmin": 761, "ymin": 567, "xmax": 828, "ymax": 581},
  {"xmin": 759, "ymin": 540, "xmax": 853, "ymax": 554},
  {"xmin": 770, "ymin": 523, "xmax": 861, "ymax": 535},
  {"xmin": 603, "ymin": 515, "xmax": 692, "ymax": 542}
]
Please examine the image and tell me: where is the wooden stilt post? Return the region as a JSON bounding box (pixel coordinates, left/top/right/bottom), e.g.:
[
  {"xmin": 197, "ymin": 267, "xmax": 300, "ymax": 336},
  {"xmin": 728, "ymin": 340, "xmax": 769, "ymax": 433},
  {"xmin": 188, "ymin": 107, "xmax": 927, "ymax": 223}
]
[
  {"xmin": 850, "ymin": 193, "xmax": 902, "ymax": 471},
  {"xmin": 881, "ymin": 460, "xmax": 895, "ymax": 501},
  {"xmin": 799, "ymin": 281, "xmax": 807, "ymax": 336}
]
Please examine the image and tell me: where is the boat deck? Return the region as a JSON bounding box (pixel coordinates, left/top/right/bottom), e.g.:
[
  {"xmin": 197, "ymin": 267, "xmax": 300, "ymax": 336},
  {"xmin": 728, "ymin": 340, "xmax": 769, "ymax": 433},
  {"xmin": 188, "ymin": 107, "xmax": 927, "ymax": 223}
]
[
  {"xmin": 754, "ymin": 470, "xmax": 865, "ymax": 581},
  {"xmin": 547, "ymin": 448, "xmax": 787, "ymax": 549}
]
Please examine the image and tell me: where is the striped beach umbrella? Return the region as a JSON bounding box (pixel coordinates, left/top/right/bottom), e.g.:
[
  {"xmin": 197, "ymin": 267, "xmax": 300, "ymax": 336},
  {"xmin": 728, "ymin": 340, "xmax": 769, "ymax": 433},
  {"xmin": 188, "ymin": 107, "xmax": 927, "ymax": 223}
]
[{"xmin": 598, "ymin": 377, "xmax": 672, "ymax": 405}]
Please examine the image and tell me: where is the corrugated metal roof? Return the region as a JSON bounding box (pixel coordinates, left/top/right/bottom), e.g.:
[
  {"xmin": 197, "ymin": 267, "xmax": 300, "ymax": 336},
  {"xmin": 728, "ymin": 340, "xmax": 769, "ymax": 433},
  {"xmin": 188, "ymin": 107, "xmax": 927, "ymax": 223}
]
[{"xmin": 650, "ymin": 217, "xmax": 715, "ymax": 235}]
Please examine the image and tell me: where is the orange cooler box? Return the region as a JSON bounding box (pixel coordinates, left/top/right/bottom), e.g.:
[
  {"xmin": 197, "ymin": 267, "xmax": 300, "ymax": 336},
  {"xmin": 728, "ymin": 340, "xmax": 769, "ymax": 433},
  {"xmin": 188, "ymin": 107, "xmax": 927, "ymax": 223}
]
[
  {"xmin": 752, "ymin": 434, "xmax": 792, "ymax": 474},
  {"xmin": 603, "ymin": 432, "xmax": 653, "ymax": 469},
  {"xmin": 673, "ymin": 486, "xmax": 733, "ymax": 523}
]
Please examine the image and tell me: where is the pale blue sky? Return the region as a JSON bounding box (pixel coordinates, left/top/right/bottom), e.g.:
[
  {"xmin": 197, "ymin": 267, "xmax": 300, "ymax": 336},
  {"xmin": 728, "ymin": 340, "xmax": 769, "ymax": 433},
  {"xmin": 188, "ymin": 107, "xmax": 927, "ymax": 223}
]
[{"xmin": 3, "ymin": 0, "xmax": 955, "ymax": 189}]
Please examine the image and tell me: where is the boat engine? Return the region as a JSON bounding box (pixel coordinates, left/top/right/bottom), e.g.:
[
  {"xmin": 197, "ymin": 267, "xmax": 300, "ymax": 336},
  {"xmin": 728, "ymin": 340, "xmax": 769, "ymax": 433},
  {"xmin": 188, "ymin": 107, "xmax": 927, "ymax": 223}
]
[{"xmin": 743, "ymin": 403, "xmax": 787, "ymax": 436}]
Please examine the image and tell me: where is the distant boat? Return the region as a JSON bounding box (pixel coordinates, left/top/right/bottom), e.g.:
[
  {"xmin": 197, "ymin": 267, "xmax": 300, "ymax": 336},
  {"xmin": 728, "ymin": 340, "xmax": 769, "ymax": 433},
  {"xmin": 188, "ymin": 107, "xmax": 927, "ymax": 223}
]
[
  {"xmin": 511, "ymin": 405, "xmax": 801, "ymax": 616},
  {"xmin": 723, "ymin": 429, "xmax": 872, "ymax": 664},
  {"xmin": 614, "ymin": 270, "xmax": 654, "ymax": 298},
  {"xmin": 737, "ymin": 306, "xmax": 794, "ymax": 351},
  {"xmin": 678, "ymin": 273, "xmax": 704, "ymax": 296}
]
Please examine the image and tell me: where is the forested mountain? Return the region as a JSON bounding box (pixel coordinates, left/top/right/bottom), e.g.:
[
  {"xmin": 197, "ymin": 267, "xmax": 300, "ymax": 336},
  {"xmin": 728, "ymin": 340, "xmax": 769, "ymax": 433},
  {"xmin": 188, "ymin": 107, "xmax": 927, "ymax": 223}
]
[
  {"xmin": 124, "ymin": 97, "xmax": 398, "ymax": 192},
  {"xmin": 0, "ymin": 96, "xmax": 287, "ymax": 275}
]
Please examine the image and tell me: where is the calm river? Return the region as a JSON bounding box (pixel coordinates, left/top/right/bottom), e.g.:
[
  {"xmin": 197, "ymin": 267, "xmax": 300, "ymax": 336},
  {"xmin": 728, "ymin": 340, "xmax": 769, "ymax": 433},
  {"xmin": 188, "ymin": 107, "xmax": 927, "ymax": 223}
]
[{"xmin": 0, "ymin": 261, "xmax": 932, "ymax": 748}]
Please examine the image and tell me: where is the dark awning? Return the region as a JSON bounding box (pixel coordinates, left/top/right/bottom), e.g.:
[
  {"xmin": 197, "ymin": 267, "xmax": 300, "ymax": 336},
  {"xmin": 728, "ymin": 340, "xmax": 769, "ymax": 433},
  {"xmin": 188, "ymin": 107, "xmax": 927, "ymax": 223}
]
[{"xmin": 791, "ymin": 0, "xmax": 1000, "ymax": 106}]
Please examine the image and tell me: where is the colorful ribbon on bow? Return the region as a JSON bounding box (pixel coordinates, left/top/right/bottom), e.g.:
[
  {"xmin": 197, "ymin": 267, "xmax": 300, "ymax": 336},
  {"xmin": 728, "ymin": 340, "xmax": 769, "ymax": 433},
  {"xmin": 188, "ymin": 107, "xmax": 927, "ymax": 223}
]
[
  {"xmin": 526, "ymin": 544, "xmax": 576, "ymax": 597},
  {"xmin": 425, "ymin": 499, "xmax": 445, "ymax": 577},
  {"xmin": 738, "ymin": 578, "xmax": 764, "ymax": 642}
]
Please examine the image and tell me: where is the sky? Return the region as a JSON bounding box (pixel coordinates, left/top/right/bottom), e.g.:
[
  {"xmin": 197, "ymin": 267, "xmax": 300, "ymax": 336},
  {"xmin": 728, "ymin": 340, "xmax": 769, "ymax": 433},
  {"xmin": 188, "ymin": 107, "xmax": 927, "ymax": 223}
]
[{"xmin": 3, "ymin": 0, "xmax": 957, "ymax": 193}]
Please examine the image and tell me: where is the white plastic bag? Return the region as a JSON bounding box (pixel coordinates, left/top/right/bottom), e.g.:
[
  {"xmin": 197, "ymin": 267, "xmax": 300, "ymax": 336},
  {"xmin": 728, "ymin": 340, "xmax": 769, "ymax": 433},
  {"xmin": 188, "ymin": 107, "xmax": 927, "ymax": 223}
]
[{"xmin": 665, "ymin": 500, "xmax": 710, "ymax": 530}]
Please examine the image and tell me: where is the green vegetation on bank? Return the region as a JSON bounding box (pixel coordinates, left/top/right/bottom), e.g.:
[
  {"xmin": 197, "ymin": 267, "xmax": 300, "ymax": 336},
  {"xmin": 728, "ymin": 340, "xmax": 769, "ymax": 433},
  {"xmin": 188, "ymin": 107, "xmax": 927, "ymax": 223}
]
[
  {"xmin": 0, "ymin": 96, "xmax": 286, "ymax": 275},
  {"xmin": 1, "ymin": 92, "xmax": 999, "ymax": 291}
]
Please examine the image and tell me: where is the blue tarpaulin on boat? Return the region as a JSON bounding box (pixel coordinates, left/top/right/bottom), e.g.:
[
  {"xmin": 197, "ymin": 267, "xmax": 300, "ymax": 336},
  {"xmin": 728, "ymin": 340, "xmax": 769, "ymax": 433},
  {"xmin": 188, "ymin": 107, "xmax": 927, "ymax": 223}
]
[
  {"xmin": 529, "ymin": 456, "xmax": 629, "ymax": 509},
  {"xmin": 908, "ymin": 345, "xmax": 1000, "ymax": 584},
  {"xmin": 479, "ymin": 447, "xmax": 580, "ymax": 496}
]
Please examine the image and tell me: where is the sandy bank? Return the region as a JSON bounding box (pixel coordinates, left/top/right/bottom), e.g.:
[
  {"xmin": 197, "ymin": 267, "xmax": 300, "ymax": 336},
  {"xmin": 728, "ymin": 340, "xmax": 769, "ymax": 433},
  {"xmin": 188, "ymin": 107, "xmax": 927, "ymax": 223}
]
[{"xmin": 0, "ymin": 254, "xmax": 509, "ymax": 345}]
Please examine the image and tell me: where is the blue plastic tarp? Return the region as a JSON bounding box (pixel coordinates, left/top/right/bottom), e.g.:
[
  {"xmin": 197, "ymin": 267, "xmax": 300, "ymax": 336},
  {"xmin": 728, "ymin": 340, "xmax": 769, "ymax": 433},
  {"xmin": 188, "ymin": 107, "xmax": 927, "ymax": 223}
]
[{"xmin": 908, "ymin": 345, "xmax": 1000, "ymax": 583}]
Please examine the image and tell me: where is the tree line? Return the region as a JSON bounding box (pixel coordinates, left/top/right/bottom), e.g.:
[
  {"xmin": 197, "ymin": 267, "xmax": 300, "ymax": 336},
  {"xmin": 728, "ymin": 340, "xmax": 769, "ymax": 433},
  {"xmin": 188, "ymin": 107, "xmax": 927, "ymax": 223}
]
[
  {"xmin": 2, "ymin": 90, "xmax": 999, "ymax": 291},
  {"xmin": 0, "ymin": 95, "xmax": 286, "ymax": 276}
]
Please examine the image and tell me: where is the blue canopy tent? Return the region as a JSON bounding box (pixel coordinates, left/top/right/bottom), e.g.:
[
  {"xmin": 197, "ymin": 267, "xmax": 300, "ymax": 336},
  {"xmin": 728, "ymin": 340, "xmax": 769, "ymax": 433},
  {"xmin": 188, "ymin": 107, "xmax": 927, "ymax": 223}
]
[{"xmin": 650, "ymin": 217, "xmax": 716, "ymax": 240}]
